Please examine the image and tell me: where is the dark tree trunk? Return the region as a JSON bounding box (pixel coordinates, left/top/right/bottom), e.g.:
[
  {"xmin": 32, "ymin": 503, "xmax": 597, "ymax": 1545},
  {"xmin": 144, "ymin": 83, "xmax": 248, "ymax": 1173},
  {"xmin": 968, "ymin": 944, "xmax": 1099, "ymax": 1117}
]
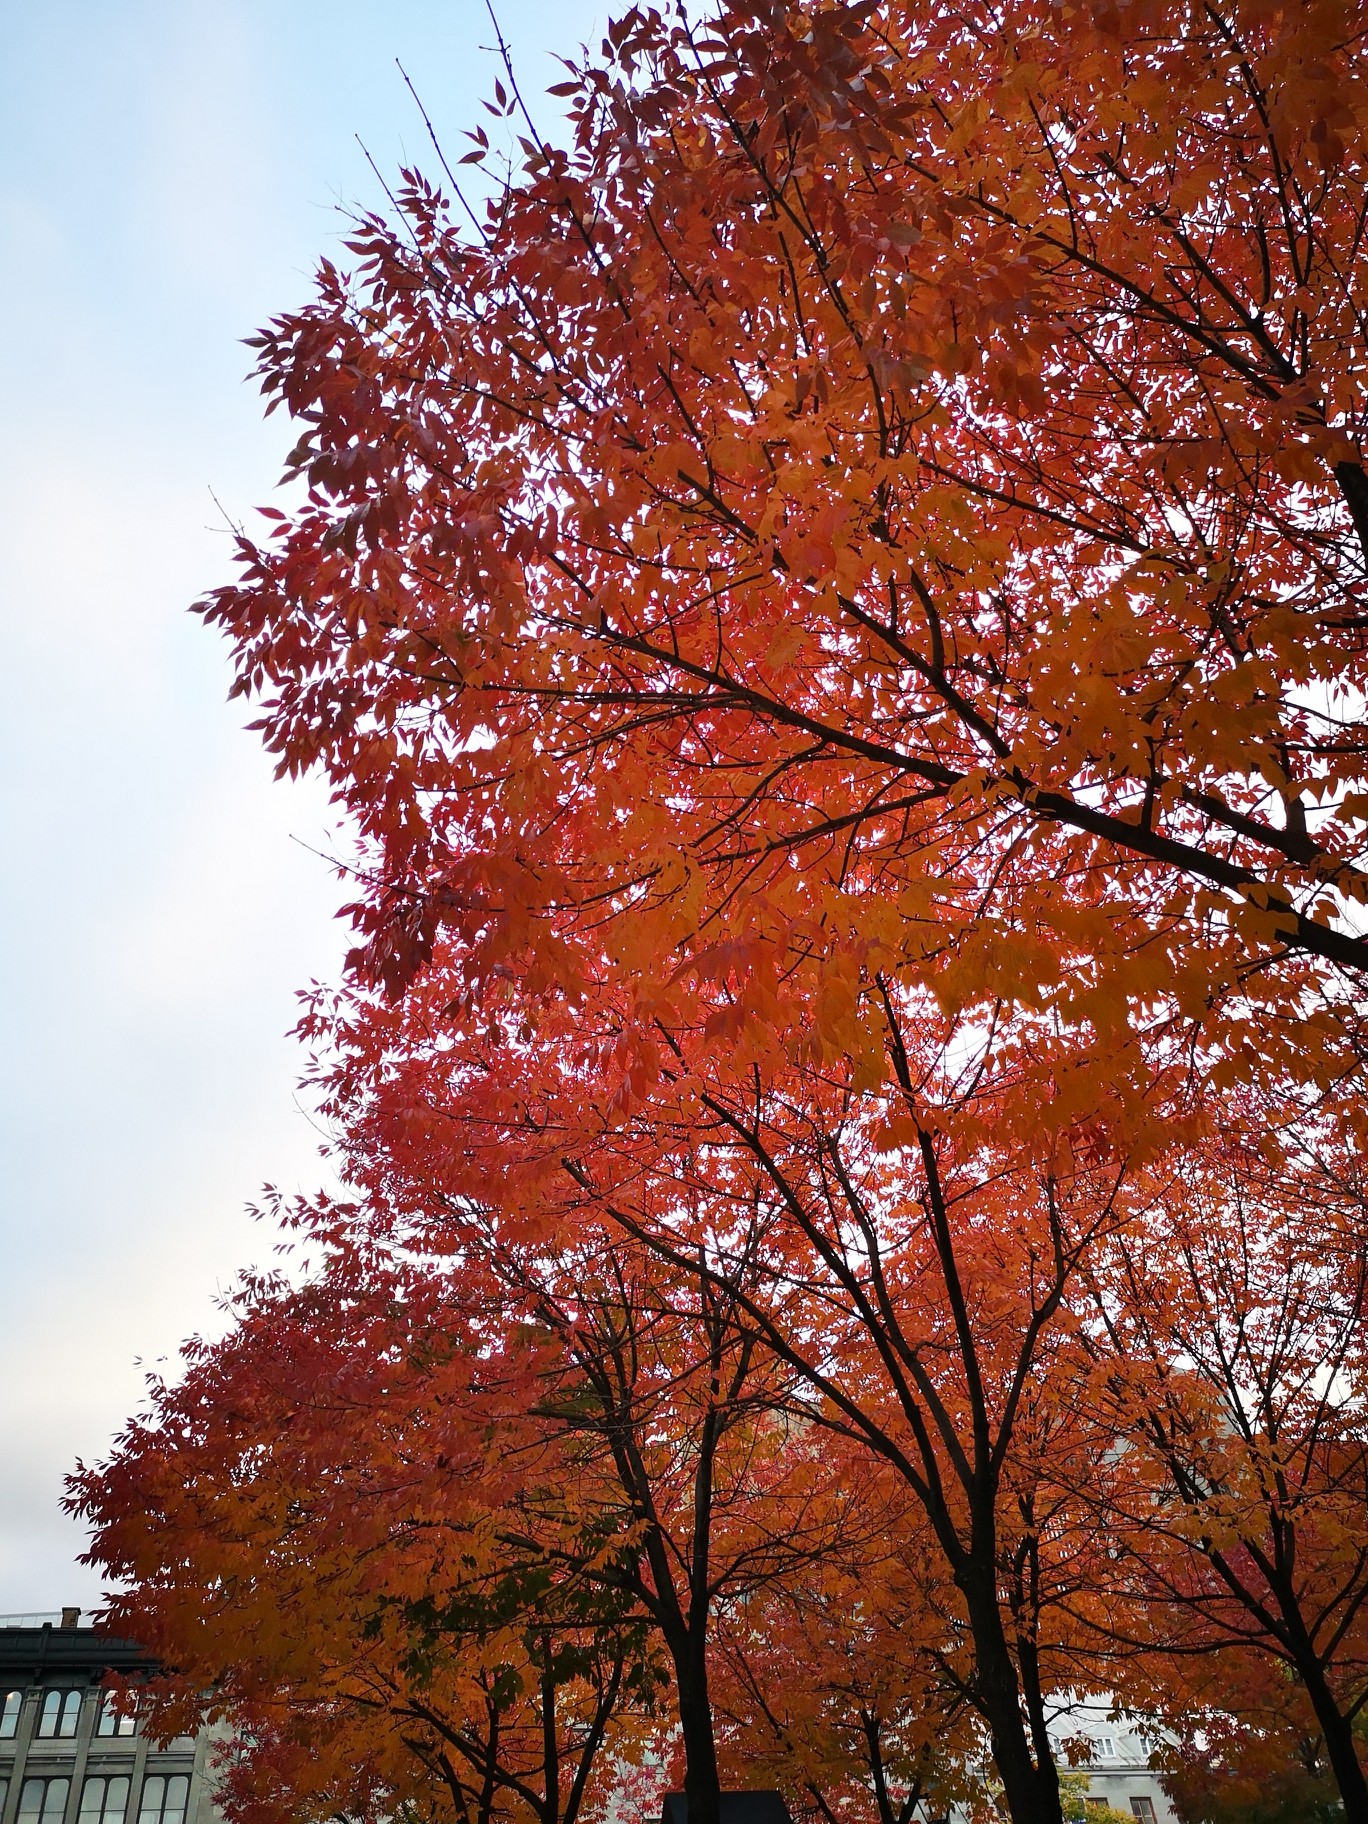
[
  {"xmin": 960, "ymin": 1573, "xmax": 1064, "ymax": 1824},
  {"xmin": 539, "ymin": 1655, "xmax": 559, "ymax": 1824},
  {"xmin": 675, "ymin": 1638, "xmax": 722, "ymax": 1824},
  {"xmin": 1297, "ymin": 1656, "xmax": 1368, "ymax": 1824},
  {"xmin": 1335, "ymin": 461, "xmax": 1368, "ymax": 564}
]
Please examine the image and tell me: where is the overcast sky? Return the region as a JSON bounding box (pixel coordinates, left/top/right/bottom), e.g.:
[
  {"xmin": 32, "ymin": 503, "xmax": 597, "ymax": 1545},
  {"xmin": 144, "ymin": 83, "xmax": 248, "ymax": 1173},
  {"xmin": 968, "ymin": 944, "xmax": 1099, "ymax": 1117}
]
[{"xmin": 0, "ymin": 0, "xmax": 602, "ymax": 1617}]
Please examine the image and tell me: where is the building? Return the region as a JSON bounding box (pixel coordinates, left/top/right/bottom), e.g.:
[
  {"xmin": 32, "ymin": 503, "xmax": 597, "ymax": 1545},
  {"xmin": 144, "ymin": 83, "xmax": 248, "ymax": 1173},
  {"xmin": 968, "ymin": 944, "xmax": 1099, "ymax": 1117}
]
[
  {"xmin": 1049, "ymin": 1700, "xmax": 1178, "ymax": 1824},
  {"xmin": 0, "ymin": 1614, "xmax": 220, "ymax": 1824}
]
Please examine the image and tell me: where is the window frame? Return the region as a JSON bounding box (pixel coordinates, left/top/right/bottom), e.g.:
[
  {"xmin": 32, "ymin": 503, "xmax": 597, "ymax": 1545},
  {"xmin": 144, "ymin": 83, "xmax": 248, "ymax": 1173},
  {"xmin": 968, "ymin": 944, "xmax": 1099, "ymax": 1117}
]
[
  {"xmin": 95, "ymin": 1693, "xmax": 138, "ymax": 1740},
  {"xmin": 135, "ymin": 1774, "xmax": 189, "ymax": 1824},
  {"xmin": 17, "ymin": 1774, "xmax": 72, "ymax": 1824},
  {"xmin": 35, "ymin": 1690, "xmax": 83, "ymax": 1741},
  {"xmin": 78, "ymin": 1775, "xmax": 131, "ymax": 1824},
  {"xmin": 1129, "ymin": 1798, "xmax": 1158, "ymax": 1824}
]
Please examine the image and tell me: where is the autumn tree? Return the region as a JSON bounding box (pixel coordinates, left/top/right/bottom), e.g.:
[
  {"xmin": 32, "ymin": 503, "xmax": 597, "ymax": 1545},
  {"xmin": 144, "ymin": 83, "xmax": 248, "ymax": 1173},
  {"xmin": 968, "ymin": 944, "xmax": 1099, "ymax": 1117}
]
[
  {"xmin": 74, "ymin": 1192, "xmax": 894, "ymax": 1824},
  {"xmin": 149, "ymin": 3, "xmax": 1368, "ymax": 1823},
  {"xmin": 1153, "ymin": 1659, "xmax": 1349, "ymax": 1824},
  {"xmin": 444, "ymin": 1198, "xmax": 859, "ymax": 1820},
  {"xmin": 72, "ymin": 1252, "xmax": 664, "ymax": 1824},
  {"xmin": 709, "ymin": 1455, "xmax": 983, "ymax": 1824},
  {"xmin": 554, "ymin": 1028, "xmax": 1135, "ymax": 1824},
  {"xmin": 1084, "ymin": 1115, "xmax": 1368, "ymax": 1823},
  {"xmin": 207, "ymin": 0, "xmax": 1368, "ymax": 1113},
  {"xmin": 191, "ymin": 6, "xmax": 1368, "ymax": 1793},
  {"xmin": 283, "ymin": 950, "xmax": 1148, "ymax": 1824}
]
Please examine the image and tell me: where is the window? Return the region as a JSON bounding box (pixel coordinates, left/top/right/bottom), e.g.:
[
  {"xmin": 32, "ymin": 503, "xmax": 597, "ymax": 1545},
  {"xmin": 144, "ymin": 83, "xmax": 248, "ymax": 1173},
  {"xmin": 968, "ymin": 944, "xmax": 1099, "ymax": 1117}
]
[
  {"xmin": 137, "ymin": 1777, "xmax": 188, "ymax": 1824},
  {"xmin": 1086, "ymin": 1801, "xmax": 1109, "ymax": 1812},
  {"xmin": 1130, "ymin": 1800, "xmax": 1157, "ymax": 1824},
  {"xmin": 0, "ymin": 1690, "xmax": 21, "ymax": 1738},
  {"xmin": 1094, "ymin": 1738, "xmax": 1119, "ymax": 1760},
  {"xmin": 36, "ymin": 1691, "xmax": 82, "ymax": 1739},
  {"xmin": 18, "ymin": 1778, "xmax": 71, "ymax": 1824},
  {"xmin": 96, "ymin": 1694, "xmax": 138, "ymax": 1739},
  {"xmin": 79, "ymin": 1778, "xmax": 130, "ymax": 1824}
]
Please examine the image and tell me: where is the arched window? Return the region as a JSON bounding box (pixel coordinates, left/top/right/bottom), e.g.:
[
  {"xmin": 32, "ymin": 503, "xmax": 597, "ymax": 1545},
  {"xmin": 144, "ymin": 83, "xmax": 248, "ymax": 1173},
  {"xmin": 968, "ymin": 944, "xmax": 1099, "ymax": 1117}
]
[
  {"xmin": 79, "ymin": 1778, "xmax": 130, "ymax": 1824},
  {"xmin": 0, "ymin": 1690, "xmax": 22, "ymax": 1738},
  {"xmin": 96, "ymin": 1693, "xmax": 138, "ymax": 1738},
  {"xmin": 36, "ymin": 1691, "xmax": 82, "ymax": 1739},
  {"xmin": 18, "ymin": 1777, "xmax": 71, "ymax": 1824},
  {"xmin": 136, "ymin": 1776, "xmax": 188, "ymax": 1824}
]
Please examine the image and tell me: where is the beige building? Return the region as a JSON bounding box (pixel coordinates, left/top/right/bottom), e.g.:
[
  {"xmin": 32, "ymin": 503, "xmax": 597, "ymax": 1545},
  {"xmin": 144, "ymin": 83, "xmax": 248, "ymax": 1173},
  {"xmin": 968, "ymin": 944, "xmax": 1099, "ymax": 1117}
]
[{"xmin": 0, "ymin": 1615, "xmax": 220, "ymax": 1824}]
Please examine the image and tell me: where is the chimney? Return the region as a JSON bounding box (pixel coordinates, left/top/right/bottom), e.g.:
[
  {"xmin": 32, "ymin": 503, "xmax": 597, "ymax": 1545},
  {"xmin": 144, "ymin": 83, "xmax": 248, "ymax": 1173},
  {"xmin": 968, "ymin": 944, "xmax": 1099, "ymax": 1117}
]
[{"xmin": 60, "ymin": 1608, "xmax": 80, "ymax": 1630}]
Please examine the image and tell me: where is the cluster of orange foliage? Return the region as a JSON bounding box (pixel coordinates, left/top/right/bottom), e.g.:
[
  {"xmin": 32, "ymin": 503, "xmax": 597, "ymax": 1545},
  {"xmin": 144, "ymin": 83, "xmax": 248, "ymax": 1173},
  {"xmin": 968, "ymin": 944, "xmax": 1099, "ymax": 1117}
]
[{"xmin": 71, "ymin": 3, "xmax": 1368, "ymax": 1824}]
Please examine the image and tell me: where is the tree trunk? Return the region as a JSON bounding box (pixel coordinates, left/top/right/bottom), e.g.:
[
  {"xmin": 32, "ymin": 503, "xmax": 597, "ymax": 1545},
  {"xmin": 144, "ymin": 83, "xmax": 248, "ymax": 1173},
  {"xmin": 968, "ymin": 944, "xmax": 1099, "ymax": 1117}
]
[
  {"xmin": 676, "ymin": 1641, "xmax": 722, "ymax": 1824},
  {"xmin": 1297, "ymin": 1657, "xmax": 1368, "ymax": 1824},
  {"xmin": 679, "ymin": 1383, "xmax": 722, "ymax": 1824},
  {"xmin": 539, "ymin": 1653, "xmax": 560, "ymax": 1824},
  {"xmin": 961, "ymin": 1575, "xmax": 1063, "ymax": 1824},
  {"xmin": 1335, "ymin": 460, "xmax": 1368, "ymax": 564},
  {"xmin": 1263, "ymin": 1562, "xmax": 1368, "ymax": 1824}
]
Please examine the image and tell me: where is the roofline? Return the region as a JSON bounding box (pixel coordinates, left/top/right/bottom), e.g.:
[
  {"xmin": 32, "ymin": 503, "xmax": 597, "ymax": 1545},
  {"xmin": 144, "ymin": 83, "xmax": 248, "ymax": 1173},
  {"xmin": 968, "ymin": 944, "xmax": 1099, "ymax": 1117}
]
[{"xmin": 0, "ymin": 1626, "xmax": 153, "ymax": 1678}]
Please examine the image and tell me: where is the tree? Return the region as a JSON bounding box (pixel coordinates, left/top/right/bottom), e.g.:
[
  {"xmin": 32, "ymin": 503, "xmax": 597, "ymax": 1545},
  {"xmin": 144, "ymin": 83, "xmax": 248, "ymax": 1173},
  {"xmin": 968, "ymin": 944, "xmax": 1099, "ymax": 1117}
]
[
  {"xmin": 153, "ymin": 3, "xmax": 1368, "ymax": 1821},
  {"xmin": 204, "ymin": 0, "xmax": 1368, "ymax": 1116},
  {"xmin": 73, "ymin": 1202, "xmax": 889, "ymax": 1824},
  {"xmin": 1057, "ymin": 1775, "xmax": 1132, "ymax": 1824},
  {"xmin": 289, "ymin": 955, "xmax": 1141, "ymax": 1824},
  {"xmin": 1149, "ymin": 1651, "xmax": 1348, "ymax": 1824},
  {"xmin": 709, "ymin": 1458, "xmax": 983, "ymax": 1824},
  {"xmin": 454, "ymin": 1203, "xmax": 856, "ymax": 1822},
  {"xmin": 1085, "ymin": 1114, "xmax": 1368, "ymax": 1823},
  {"xmin": 71, "ymin": 1253, "xmax": 662, "ymax": 1824}
]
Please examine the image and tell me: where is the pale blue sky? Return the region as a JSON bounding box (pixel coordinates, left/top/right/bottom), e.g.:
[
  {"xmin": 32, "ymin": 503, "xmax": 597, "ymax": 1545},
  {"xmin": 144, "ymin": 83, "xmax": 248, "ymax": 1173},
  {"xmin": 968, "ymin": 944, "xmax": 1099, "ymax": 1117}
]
[{"xmin": 0, "ymin": 0, "xmax": 602, "ymax": 1613}]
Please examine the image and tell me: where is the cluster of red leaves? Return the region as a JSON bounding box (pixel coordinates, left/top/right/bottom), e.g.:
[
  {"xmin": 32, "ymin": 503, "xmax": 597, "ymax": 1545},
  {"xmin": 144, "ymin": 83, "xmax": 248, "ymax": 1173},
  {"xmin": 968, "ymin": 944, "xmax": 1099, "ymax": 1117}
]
[{"xmin": 209, "ymin": 0, "xmax": 1368, "ymax": 1100}]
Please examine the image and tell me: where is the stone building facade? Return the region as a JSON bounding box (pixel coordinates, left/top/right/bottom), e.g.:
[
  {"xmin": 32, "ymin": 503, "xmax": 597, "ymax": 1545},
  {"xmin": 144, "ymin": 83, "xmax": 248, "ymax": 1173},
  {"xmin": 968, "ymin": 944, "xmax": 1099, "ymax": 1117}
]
[{"xmin": 0, "ymin": 1615, "xmax": 220, "ymax": 1824}]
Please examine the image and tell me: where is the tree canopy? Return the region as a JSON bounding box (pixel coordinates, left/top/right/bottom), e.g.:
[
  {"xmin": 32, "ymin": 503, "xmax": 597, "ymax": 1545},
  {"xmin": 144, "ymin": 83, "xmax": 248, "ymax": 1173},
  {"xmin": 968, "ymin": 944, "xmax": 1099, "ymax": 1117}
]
[
  {"xmin": 77, "ymin": 6, "xmax": 1368, "ymax": 1824},
  {"xmin": 208, "ymin": 0, "xmax": 1368, "ymax": 1117}
]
